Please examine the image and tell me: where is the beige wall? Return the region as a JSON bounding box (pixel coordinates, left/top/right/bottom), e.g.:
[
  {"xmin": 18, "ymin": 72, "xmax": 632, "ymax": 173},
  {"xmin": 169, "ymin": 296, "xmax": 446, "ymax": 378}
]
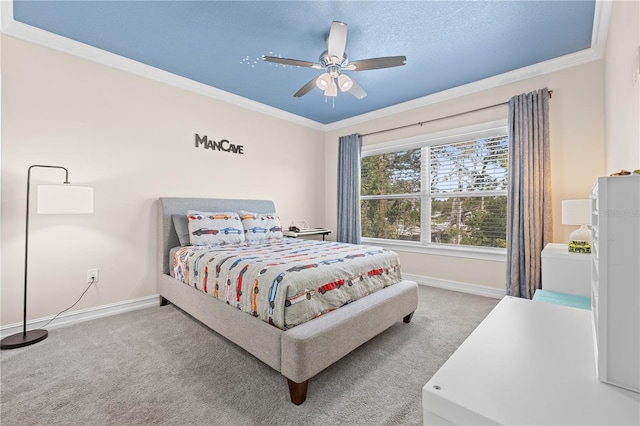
[
  {"xmin": 0, "ymin": 36, "xmax": 325, "ymax": 326},
  {"xmin": 324, "ymin": 61, "xmax": 606, "ymax": 290},
  {"xmin": 604, "ymin": 0, "xmax": 640, "ymax": 172}
]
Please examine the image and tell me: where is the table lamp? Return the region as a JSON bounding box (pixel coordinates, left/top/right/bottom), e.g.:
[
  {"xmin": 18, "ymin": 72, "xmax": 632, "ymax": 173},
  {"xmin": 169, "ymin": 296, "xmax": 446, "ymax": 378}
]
[
  {"xmin": 0, "ymin": 165, "xmax": 93, "ymax": 350},
  {"xmin": 562, "ymin": 199, "xmax": 591, "ymax": 253}
]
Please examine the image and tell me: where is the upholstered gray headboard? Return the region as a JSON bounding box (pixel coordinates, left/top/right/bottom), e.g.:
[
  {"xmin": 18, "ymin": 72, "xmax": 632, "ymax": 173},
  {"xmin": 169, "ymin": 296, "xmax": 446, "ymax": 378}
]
[{"xmin": 158, "ymin": 197, "xmax": 276, "ymax": 275}]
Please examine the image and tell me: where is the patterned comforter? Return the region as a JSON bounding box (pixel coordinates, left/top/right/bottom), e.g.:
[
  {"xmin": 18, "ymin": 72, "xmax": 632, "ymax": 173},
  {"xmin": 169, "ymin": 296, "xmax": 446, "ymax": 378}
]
[{"xmin": 173, "ymin": 239, "xmax": 402, "ymax": 330}]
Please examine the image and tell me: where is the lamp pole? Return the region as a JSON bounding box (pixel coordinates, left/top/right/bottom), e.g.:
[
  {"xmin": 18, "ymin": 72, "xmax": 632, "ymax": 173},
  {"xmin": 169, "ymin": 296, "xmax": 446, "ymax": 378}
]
[{"xmin": 1, "ymin": 165, "xmax": 70, "ymax": 349}]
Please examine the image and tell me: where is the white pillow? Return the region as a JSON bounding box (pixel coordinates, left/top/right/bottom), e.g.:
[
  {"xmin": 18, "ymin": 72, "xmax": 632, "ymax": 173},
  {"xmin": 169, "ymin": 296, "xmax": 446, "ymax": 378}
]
[
  {"xmin": 187, "ymin": 211, "xmax": 245, "ymax": 245},
  {"xmin": 238, "ymin": 210, "xmax": 284, "ymax": 243}
]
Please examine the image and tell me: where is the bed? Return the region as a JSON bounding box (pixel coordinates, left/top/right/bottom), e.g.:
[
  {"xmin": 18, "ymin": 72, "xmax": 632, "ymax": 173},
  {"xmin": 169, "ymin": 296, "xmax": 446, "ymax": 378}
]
[{"xmin": 157, "ymin": 197, "xmax": 419, "ymax": 404}]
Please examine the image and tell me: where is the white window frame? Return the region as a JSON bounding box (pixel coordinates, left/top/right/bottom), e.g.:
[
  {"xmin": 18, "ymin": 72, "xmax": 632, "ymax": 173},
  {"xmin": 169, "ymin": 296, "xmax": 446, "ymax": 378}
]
[{"xmin": 360, "ymin": 120, "xmax": 508, "ymax": 262}]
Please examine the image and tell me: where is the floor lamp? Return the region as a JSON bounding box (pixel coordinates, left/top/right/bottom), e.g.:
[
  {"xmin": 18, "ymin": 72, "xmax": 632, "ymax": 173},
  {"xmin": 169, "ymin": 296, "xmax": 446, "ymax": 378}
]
[{"xmin": 0, "ymin": 165, "xmax": 93, "ymax": 350}]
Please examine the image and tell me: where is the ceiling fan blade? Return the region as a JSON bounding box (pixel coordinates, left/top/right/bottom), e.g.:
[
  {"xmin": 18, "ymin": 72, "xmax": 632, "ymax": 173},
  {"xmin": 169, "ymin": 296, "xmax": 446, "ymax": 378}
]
[
  {"xmin": 293, "ymin": 76, "xmax": 320, "ymax": 98},
  {"xmin": 327, "ymin": 21, "xmax": 347, "ymax": 59},
  {"xmin": 348, "ymin": 78, "xmax": 367, "ymax": 99},
  {"xmin": 347, "ymin": 56, "xmax": 407, "ymax": 71},
  {"xmin": 263, "ymin": 56, "xmax": 323, "ymax": 69}
]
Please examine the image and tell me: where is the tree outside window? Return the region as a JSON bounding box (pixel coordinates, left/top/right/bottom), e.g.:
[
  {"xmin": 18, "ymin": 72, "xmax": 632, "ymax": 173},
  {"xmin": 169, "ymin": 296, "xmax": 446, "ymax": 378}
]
[{"xmin": 361, "ymin": 132, "xmax": 508, "ymax": 249}]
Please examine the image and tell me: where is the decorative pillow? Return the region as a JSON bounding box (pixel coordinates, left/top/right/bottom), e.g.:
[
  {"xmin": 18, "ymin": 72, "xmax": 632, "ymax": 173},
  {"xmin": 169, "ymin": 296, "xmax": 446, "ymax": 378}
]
[
  {"xmin": 187, "ymin": 211, "xmax": 245, "ymax": 245},
  {"xmin": 172, "ymin": 214, "xmax": 190, "ymax": 246},
  {"xmin": 238, "ymin": 210, "xmax": 284, "ymax": 243}
]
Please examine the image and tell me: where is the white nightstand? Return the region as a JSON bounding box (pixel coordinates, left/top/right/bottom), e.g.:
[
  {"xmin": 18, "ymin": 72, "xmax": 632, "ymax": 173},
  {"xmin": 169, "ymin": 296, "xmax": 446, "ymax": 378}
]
[
  {"xmin": 282, "ymin": 228, "xmax": 332, "ymax": 241},
  {"xmin": 541, "ymin": 242, "xmax": 591, "ymax": 296}
]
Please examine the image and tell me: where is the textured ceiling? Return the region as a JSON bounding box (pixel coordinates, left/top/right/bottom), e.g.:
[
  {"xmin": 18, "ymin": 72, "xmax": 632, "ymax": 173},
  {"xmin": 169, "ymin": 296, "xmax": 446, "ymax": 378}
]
[{"xmin": 12, "ymin": 1, "xmax": 595, "ymax": 125}]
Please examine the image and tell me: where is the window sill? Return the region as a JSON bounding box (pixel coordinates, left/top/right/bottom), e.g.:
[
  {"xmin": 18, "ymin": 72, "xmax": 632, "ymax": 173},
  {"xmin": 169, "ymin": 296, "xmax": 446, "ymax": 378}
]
[{"xmin": 361, "ymin": 238, "xmax": 507, "ymax": 262}]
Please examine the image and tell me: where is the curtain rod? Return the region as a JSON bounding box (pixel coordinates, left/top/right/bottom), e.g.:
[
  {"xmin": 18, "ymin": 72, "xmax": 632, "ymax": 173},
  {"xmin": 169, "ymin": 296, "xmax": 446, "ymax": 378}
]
[{"xmin": 361, "ymin": 90, "xmax": 553, "ymax": 138}]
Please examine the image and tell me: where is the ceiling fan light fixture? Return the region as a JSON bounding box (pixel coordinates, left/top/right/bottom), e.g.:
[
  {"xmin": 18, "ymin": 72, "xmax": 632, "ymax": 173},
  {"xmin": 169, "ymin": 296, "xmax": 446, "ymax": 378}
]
[
  {"xmin": 338, "ymin": 74, "xmax": 353, "ymax": 92},
  {"xmin": 316, "ymin": 73, "xmax": 331, "ymax": 90},
  {"xmin": 325, "ymin": 80, "xmax": 338, "ymax": 97}
]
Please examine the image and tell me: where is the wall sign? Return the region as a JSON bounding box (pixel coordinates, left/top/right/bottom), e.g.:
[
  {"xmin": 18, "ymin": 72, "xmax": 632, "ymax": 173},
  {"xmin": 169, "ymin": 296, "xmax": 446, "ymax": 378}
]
[{"xmin": 195, "ymin": 133, "xmax": 244, "ymax": 155}]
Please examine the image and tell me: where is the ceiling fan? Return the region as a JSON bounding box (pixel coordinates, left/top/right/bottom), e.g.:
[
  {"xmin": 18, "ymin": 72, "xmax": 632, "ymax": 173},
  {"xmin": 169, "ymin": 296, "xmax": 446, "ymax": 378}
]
[{"xmin": 263, "ymin": 21, "xmax": 406, "ymax": 99}]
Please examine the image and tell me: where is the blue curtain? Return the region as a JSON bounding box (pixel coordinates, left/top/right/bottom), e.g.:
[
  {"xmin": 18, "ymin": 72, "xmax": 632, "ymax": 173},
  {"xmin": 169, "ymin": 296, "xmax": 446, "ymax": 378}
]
[
  {"xmin": 337, "ymin": 133, "xmax": 362, "ymax": 244},
  {"xmin": 506, "ymin": 88, "xmax": 553, "ymax": 299}
]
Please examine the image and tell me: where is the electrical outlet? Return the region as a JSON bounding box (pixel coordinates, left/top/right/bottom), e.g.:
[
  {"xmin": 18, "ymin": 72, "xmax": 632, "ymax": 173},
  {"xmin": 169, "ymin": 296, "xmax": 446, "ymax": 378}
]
[{"xmin": 87, "ymin": 269, "xmax": 99, "ymax": 284}]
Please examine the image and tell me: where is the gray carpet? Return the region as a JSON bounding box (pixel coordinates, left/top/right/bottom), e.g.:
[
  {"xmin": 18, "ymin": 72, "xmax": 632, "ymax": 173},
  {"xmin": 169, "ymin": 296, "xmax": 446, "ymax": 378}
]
[{"xmin": 1, "ymin": 285, "xmax": 498, "ymax": 426}]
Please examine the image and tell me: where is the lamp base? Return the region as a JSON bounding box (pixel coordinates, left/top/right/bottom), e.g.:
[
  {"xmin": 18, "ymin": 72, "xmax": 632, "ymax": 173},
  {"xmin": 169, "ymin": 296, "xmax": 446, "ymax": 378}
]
[{"xmin": 0, "ymin": 329, "xmax": 48, "ymax": 350}]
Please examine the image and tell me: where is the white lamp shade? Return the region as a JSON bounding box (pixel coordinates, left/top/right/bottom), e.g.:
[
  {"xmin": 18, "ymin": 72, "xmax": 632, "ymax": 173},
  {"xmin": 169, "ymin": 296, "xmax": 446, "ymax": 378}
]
[
  {"xmin": 337, "ymin": 74, "xmax": 353, "ymax": 92},
  {"xmin": 316, "ymin": 73, "xmax": 331, "ymax": 90},
  {"xmin": 325, "ymin": 81, "xmax": 338, "ymax": 97},
  {"xmin": 37, "ymin": 185, "xmax": 94, "ymax": 214},
  {"xmin": 562, "ymin": 199, "xmax": 591, "ymax": 225}
]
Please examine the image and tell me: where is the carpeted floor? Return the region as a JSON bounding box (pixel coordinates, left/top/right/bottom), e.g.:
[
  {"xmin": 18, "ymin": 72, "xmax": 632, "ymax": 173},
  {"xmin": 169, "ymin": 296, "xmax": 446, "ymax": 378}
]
[{"xmin": 1, "ymin": 285, "xmax": 499, "ymax": 426}]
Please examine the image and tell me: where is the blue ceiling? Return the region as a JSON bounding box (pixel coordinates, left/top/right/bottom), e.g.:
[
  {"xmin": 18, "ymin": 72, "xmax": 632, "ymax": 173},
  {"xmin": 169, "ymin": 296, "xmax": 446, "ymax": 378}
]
[{"xmin": 12, "ymin": 1, "xmax": 595, "ymax": 125}]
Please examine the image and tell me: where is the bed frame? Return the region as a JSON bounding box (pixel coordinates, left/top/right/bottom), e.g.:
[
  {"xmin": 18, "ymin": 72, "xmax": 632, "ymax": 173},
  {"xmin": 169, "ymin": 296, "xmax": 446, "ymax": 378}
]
[{"xmin": 157, "ymin": 197, "xmax": 419, "ymax": 404}]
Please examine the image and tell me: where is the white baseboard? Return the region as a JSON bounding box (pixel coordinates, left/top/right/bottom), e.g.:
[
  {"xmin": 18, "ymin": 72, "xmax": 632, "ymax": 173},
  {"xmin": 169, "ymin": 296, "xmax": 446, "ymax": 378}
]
[
  {"xmin": 0, "ymin": 277, "xmax": 502, "ymax": 338},
  {"xmin": 403, "ymin": 273, "xmax": 505, "ymax": 299},
  {"xmin": 0, "ymin": 295, "xmax": 160, "ymax": 339}
]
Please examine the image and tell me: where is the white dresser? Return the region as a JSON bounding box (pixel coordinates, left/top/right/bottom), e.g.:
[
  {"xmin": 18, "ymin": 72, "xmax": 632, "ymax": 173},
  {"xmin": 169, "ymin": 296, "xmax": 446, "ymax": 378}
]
[
  {"xmin": 422, "ymin": 176, "xmax": 640, "ymax": 425},
  {"xmin": 422, "ymin": 297, "xmax": 640, "ymax": 425},
  {"xmin": 590, "ymin": 175, "xmax": 640, "ymax": 393}
]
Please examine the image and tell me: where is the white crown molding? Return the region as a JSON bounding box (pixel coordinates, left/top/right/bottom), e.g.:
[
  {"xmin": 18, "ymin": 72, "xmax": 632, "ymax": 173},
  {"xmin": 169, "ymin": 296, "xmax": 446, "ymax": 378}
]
[
  {"xmin": 404, "ymin": 273, "xmax": 505, "ymax": 300},
  {"xmin": 325, "ymin": 48, "xmax": 601, "ymax": 132},
  {"xmin": 1, "ymin": 0, "xmax": 612, "ymax": 133},
  {"xmin": 0, "ymin": 1, "xmax": 325, "ymax": 131},
  {"xmin": 325, "ymin": 0, "xmax": 612, "ymax": 132},
  {"xmin": 0, "ymin": 0, "xmax": 12, "ymax": 30},
  {"xmin": 591, "ymin": 0, "xmax": 613, "ymax": 58},
  {"xmin": 0, "ymin": 294, "xmax": 160, "ymax": 338}
]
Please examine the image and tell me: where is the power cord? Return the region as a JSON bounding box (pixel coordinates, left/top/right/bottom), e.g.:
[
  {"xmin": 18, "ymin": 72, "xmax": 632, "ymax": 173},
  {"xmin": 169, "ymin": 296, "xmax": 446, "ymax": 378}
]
[{"xmin": 40, "ymin": 278, "xmax": 97, "ymax": 330}]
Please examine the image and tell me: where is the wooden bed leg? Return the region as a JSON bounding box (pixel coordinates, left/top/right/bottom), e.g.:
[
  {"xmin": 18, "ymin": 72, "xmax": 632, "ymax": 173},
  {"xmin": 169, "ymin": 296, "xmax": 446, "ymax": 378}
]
[
  {"xmin": 403, "ymin": 312, "xmax": 414, "ymax": 323},
  {"xmin": 287, "ymin": 379, "xmax": 309, "ymax": 405},
  {"xmin": 159, "ymin": 296, "xmax": 170, "ymax": 306}
]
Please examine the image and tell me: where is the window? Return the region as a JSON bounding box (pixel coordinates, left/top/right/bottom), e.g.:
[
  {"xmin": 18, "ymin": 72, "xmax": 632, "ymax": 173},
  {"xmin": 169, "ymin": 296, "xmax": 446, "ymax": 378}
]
[{"xmin": 360, "ymin": 121, "xmax": 508, "ymax": 252}]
